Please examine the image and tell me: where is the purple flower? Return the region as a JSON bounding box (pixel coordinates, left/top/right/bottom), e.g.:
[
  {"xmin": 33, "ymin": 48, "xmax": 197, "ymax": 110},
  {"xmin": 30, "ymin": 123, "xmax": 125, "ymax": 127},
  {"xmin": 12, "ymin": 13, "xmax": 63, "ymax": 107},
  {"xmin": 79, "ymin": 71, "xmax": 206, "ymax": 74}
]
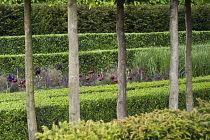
[
  {"xmin": 20, "ymin": 80, "xmax": 25, "ymax": 84},
  {"xmin": 18, "ymin": 85, "xmax": 23, "ymax": 87},
  {"xmin": 110, "ymin": 76, "xmax": 115, "ymax": 79},
  {"xmin": 114, "ymin": 79, "xmax": 118, "ymax": 83},
  {"xmin": 55, "ymin": 64, "xmax": 62, "ymax": 70},
  {"xmin": 19, "ymin": 84, "xmax": 26, "ymax": 88},
  {"xmin": 88, "ymin": 71, "xmax": 94, "ymax": 74},
  {"xmin": 35, "ymin": 67, "xmax": 41, "ymax": 75},
  {"xmin": 128, "ymin": 77, "xmax": 132, "ymax": 80},
  {"xmin": 154, "ymin": 70, "xmax": 159, "ymax": 73},
  {"xmin": 98, "ymin": 78, "xmax": 104, "ymax": 81},
  {"xmin": 7, "ymin": 75, "xmax": 15, "ymax": 82},
  {"xmin": 140, "ymin": 70, "xmax": 145, "ymax": 73},
  {"xmin": 13, "ymin": 79, "xmax": 18, "ymax": 82}
]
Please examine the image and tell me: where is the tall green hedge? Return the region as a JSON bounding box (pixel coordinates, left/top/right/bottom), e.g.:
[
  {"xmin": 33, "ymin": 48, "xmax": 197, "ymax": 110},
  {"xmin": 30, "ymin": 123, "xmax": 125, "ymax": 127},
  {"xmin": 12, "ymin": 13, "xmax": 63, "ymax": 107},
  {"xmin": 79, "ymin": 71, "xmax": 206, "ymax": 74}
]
[
  {"xmin": 0, "ymin": 76, "xmax": 210, "ymax": 139},
  {"xmin": 0, "ymin": 4, "xmax": 210, "ymax": 36},
  {"xmin": 0, "ymin": 31, "xmax": 209, "ymax": 55}
]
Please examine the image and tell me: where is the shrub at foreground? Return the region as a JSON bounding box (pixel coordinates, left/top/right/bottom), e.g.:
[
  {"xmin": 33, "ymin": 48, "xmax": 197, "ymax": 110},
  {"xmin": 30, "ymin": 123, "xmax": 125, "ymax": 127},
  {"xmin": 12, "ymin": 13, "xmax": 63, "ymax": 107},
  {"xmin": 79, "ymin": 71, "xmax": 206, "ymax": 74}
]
[
  {"xmin": 0, "ymin": 76, "xmax": 210, "ymax": 139},
  {"xmin": 36, "ymin": 100, "xmax": 210, "ymax": 140},
  {"xmin": 0, "ymin": 31, "xmax": 209, "ymax": 55}
]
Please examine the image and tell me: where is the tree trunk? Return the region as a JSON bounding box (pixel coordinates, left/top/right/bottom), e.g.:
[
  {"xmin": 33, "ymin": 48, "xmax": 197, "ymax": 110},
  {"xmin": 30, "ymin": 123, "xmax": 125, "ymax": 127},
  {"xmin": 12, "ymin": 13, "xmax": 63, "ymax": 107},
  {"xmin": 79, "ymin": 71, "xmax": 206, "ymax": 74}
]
[
  {"xmin": 24, "ymin": 0, "xmax": 37, "ymax": 139},
  {"xmin": 185, "ymin": 0, "xmax": 193, "ymax": 112},
  {"xmin": 169, "ymin": 0, "xmax": 179, "ymax": 110},
  {"xmin": 116, "ymin": 0, "xmax": 127, "ymax": 120},
  {"xmin": 68, "ymin": 0, "xmax": 80, "ymax": 122}
]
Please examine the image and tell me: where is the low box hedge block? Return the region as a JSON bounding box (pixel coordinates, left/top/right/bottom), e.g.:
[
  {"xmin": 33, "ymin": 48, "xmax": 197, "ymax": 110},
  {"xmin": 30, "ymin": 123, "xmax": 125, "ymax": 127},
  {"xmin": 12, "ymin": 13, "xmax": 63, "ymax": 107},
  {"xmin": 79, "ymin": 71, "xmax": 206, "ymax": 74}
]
[
  {"xmin": 0, "ymin": 45, "xmax": 209, "ymax": 78},
  {"xmin": 0, "ymin": 76, "xmax": 210, "ymax": 139}
]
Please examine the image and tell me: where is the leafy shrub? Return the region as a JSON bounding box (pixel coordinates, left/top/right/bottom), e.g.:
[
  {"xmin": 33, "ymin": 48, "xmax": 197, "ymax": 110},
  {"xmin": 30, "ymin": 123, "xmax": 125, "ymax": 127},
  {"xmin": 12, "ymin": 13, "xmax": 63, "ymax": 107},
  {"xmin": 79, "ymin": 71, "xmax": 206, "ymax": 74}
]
[{"xmin": 35, "ymin": 100, "xmax": 210, "ymax": 140}]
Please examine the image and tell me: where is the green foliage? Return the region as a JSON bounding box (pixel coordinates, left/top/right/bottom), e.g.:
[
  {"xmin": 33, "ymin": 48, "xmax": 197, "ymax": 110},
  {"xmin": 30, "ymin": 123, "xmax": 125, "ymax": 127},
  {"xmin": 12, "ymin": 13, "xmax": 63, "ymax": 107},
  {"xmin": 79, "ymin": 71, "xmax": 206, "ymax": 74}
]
[
  {"xmin": 135, "ymin": 0, "xmax": 210, "ymax": 5},
  {"xmin": 1, "ymin": 0, "xmax": 210, "ymax": 5},
  {"xmin": 35, "ymin": 100, "xmax": 210, "ymax": 140},
  {"xmin": 0, "ymin": 4, "xmax": 24, "ymax": 36},
  {"xmin": 1, "ymin": 4, "xmax": 210, "ymax": 35},
  {"xmin": 0, "ymin": 76, "xmax": 210, "ymax": 139},
  {"xmin": 196, "ymin": 98, "xmax": 210, "ymax": 114},
  {"xmin": 0, "ymin": 109, "xmax": 28, "ymax": 140},
  {"xmin": 0, "ymin": 31, "xmax": 210, "ymax": 55}
]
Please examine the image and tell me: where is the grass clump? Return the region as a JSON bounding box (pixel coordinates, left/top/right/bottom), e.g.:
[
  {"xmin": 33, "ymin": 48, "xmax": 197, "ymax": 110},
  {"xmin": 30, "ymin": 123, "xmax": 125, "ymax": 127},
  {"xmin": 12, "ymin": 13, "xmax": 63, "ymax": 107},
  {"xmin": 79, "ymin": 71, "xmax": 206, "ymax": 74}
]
[{"xmin": 132, "ymin": 44, "xmax": 210, "ymax": 78}]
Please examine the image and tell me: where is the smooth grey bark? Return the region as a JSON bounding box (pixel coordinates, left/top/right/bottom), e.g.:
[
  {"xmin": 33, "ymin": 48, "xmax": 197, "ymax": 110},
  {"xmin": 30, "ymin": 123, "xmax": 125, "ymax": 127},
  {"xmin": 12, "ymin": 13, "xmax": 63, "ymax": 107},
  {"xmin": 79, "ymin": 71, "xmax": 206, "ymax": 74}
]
[
  {"xmin": 116, "ymin": 0, "xmax": 127, "ymax": 120},
  {"xmin": 185, "ymin": 0, "xmax": 193, "ymax": 112},
  {"xmin": 24, "ymin": 0, "xmax": 37, "ymax": 139},
  {"xmin": 68, "ymin": 0, "xmax": 80, "ymax": 122},
  {"xmin": 169, "ymin": 0, "xmax": 179, "ymax": 110}
]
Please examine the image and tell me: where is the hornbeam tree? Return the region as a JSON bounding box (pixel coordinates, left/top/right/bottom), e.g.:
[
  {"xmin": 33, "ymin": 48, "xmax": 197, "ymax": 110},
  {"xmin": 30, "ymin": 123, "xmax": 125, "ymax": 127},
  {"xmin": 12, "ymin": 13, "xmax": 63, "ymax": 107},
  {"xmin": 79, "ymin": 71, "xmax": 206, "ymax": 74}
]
[
  {"xmin": 169, "ymin": 0, "xmax": 179, "ymax": 110},
  {"xmin": 68, "ymin": 0, "xmax": 80, "ymax": 122},
  {"xmin": 24, "ymin": 0, "xmax": 38, "ymax": 139},
  {"xmin": 184, "ymin": 0, "xmax": 210, "ymax": 113},
  {"xmin": 87, "ymin": 0, "xmax": 128, "ymax": 120},
  {"xmin": 185, "ymin": 0, "xmax": 193, "ymax": 112},
  {"xmin": 116, "ymin": 0, "xmax": 127, "ymax": 120}
]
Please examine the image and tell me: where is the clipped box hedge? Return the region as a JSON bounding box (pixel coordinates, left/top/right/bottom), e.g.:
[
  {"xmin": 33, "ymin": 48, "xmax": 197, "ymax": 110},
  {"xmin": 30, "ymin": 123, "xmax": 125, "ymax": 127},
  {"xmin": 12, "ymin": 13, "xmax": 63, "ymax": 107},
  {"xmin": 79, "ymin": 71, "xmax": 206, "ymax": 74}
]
[
  {"xmin": 0, "ymin": 31, "xmax": 210, "ymax": 55},
  {"xmin": 0, "ymin": 76, "xmax": 210, "ymax": 139},
  {"xmin": 1, "ymin": 4, "xmax": 210, "ymax": 36},
  {"xmin": 0, "ymin": 45, "xmax": 210, "ymax": 78},
  {"xmin": 0, "ymin": 48, "xmax": 138, "ymax": 75},
  {"xmin": 0, "ymin": 50, "xmax": 117, "ymax": 75}
]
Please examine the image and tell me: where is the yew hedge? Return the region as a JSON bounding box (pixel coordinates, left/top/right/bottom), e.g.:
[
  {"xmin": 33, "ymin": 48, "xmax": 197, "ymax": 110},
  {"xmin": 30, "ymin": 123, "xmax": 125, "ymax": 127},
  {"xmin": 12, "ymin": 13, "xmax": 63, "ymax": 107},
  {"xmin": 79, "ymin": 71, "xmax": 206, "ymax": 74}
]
[{"xmin": 1, "ymin": 4, "xmax": 210, "ymax": 36}]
